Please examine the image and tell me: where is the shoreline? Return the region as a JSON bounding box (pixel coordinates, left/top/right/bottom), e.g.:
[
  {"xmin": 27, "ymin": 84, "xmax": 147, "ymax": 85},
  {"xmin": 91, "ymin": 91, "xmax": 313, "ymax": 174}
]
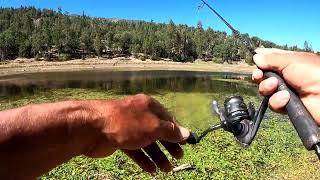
[{"xmin": 0, "ymin": 57, "xmax": 255, "ymax": 77}]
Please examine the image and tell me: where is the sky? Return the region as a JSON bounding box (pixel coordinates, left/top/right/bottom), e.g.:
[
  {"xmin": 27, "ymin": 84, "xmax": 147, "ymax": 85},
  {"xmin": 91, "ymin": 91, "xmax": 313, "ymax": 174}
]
[{"xmin": 1, "ymin": 0, "xmax": 319, "ymax": 52}]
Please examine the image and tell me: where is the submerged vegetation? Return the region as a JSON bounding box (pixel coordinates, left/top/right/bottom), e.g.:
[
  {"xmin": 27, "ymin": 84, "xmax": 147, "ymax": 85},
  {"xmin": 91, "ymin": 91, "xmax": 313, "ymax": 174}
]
[
  {"xmin": 0, "ymin": 7, "xmax": 311, "ymax": 63},
  {"xmin": 1, "ymin": 78, "xmax": 319, "ymax": 179}
]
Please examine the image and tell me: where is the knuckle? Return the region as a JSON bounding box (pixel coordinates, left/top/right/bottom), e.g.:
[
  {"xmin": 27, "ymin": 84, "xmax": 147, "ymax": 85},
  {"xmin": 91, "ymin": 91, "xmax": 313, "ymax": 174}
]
[
  {"xmin": 151, "ymin": 122, "xmax": 161, "ymax": 134},
  {"xmin": 142, "ymin": 114, "xmax": 161, "ymax": 133},
  {"xmin": 123, "ymin": 94, "xmax": 152, "ymax": 109},
  {"xmin": 136, "ymin": 93, "xmax": 148, "ymax": 98},
  {"xmin": 136, "ymin": 94, "xmax": 152, "ymax": 103}
]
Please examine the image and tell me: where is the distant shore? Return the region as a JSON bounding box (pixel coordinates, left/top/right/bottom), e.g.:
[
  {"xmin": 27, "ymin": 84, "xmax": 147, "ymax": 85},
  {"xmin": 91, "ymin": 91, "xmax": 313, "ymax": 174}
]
[{"xmin": 0, "ymin": 57, "xmax": 255, "ymax": 77}]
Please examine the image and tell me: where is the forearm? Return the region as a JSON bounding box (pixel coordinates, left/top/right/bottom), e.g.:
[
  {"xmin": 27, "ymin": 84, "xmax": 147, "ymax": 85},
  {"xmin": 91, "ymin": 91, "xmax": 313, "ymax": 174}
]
[{"xmin": 0, "ymin": 101, "xmax": 106, "ymax": 179}]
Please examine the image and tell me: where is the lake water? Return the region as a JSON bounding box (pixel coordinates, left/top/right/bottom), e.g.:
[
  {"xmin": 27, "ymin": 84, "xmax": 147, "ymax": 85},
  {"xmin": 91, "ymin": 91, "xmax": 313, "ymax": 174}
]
[
  {"xmin": 0, "ymin": 70, "xmax": 255, "ymax": 97},
  {"xmin": 0, "ymin": 70, "xmax": 259, "ymax": 131}
]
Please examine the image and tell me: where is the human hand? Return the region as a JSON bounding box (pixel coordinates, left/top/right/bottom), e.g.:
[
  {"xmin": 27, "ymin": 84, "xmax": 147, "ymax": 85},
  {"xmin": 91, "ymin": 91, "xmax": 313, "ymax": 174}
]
[
  {"xmin": 86, "ymin": 94, "xmax": 190, "ymax": 173},
  {"xmin": 252, "ymin": 48, "xmax": 320, "ymax": 125}
]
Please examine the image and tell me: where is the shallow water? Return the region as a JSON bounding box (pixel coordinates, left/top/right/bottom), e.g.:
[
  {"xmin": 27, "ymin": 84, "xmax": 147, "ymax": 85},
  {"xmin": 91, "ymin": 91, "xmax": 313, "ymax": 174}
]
[
  {"xmin": 0, "ymin": 70, "xmax": 254, "ymax": 97},
  {"xmin": 0, "ymin": 70, "xmax": 260, "ymax": 135}
]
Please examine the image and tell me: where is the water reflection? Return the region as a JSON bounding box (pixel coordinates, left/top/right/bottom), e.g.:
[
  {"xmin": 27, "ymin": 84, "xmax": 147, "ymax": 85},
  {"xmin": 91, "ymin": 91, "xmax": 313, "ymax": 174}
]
[{"xmin": 0, "ymin": 70, "xmax": 255, "ymax": 96}]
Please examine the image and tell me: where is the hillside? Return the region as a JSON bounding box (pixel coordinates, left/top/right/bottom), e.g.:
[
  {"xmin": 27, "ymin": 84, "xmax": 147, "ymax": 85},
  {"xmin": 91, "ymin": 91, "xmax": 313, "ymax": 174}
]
[{"xmin": 0, "ymin": 7, "xmax": 306, "ymax": 63}]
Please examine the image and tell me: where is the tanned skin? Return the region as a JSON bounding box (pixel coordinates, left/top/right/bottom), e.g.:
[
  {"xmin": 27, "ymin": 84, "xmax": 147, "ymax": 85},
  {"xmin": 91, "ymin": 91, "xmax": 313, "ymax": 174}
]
[
  {"xmin": 252, "ymin": 48, "xmax": 320, "ymax": 125},
  {"xmin": 0, "ymin": 94, "xmax": 190, "ymax": 179}
]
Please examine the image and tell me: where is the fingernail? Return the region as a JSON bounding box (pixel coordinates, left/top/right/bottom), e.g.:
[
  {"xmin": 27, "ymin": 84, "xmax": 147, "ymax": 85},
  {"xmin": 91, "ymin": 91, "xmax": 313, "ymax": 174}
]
[
  {"xmin": 252, "ymin": 69, "xmax": 262, "ymax": 81},
  {"xmin": 252, "ymin": 70, "xmax": 257, "ymax": 81},
  {"xmin": 253, "ymin": 54, "xmax": 264, "ymax": 67},
  {"xmin": 279, "ymin": 90, "xmax": 290, "ymax": 103},
  {"xmin": 252, "ymin": 70, "xmax": 258, "ymax": 77},
  {"xmin": 179, "ymin": 126, "xmax": 190, "ymax": 140},
  {"xmin": 266, "ymin": 77, "xmax": 278, "ymax": 88}
]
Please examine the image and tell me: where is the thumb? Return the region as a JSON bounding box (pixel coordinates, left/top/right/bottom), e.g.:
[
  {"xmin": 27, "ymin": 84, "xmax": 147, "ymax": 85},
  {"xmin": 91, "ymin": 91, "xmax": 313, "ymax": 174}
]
[{"xmin": 157, "ymin": 121, "xmax": 190, "ymax": 143}]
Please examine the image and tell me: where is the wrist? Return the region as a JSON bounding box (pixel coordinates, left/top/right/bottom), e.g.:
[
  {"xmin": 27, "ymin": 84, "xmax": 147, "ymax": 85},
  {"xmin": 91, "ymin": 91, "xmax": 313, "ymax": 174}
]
[
  {"xmin": 76, "ymin": 100, "xmax": 123, "ymax": 157},
  {"xmin": 27, "ymin": 100, "xmax": 111, "ymax": 156},
  {"xmin": 64, "ymin": 100, "xmax": 109, "ymax": 155}
]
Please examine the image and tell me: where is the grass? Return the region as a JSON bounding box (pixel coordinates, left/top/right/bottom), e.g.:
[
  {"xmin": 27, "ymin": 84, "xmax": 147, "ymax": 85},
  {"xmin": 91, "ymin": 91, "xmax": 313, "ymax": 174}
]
[{"xmin": 1, "ymin": 88, "xmax": 320, "ymax": 179}]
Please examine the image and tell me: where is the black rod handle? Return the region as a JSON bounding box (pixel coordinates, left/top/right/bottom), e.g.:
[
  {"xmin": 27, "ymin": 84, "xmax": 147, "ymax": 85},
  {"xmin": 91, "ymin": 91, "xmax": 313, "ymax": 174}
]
[{"xmin": 264, "ymin": 71, "xmax": 320, "ymax": 150}]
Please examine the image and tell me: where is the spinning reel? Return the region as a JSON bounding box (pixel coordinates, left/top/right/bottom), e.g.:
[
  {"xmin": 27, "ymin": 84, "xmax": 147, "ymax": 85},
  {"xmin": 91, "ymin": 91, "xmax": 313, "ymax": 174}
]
[{"xmin": 187, "ymin": 96, "xmax": 268, "ymax": 147}]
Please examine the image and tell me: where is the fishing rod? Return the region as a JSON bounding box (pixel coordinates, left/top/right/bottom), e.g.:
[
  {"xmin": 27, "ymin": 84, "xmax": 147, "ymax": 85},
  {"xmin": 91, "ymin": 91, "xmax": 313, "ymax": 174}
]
[{"xmin": 187, "ymin": 0, "xmax": 320, "ymax": 159}]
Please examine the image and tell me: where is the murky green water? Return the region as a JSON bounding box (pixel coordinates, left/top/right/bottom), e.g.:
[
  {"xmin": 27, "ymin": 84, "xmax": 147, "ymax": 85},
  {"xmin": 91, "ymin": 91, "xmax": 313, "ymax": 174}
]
[{"xmin": 0, "ymin": 70, "xmax": 257, "ymax": 129}]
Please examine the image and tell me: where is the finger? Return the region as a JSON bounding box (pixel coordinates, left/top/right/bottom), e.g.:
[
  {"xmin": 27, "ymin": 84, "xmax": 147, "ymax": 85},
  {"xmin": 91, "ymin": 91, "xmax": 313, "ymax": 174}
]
[
  {"xmin": 269, "ymin": 90, "xmax": 290, "ymax": 113},
  {"xmin": 253, "ymin": 50, "xmax": 299, "ymax": 73},
  {"xmin": 255, "ymin": 48, "xmax": 294, "ymax": 55},
  {"xmin": 252, "ymin": 68, "xmax": 264, "ymax": 83},
  {"xmin": 86, "ymin": 139, "xmax": 117, "ymax": 158},
  {"xmin": 259, "ymin": 77, "xmax": 279, "ymax": 96},
  {"xmin": 160, "ymin": 141, "xmax": 183, "ymax": 159},
  {"xmin": 123, "ymin": 149, "xmax": 157, "ymax": 173},
  {"xmin": 157, "ymin": 121, "xmax": 190, "ymax": 143},
  {"xmin": 143, "ymin": 143, "xmax": 172, "ymax": 172}
]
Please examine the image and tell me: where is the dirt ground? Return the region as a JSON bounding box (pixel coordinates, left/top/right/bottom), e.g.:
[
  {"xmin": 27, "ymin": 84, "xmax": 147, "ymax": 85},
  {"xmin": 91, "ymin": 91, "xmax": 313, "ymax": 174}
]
[{"xmin": 0, "ymin": 57, "xmax": 255, "ymax": 77}]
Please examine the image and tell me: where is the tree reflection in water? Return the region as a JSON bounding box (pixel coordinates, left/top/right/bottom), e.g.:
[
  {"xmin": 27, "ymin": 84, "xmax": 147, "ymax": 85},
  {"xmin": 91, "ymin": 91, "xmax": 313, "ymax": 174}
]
[{"xmin": 0, "ymin": 71, "xmax": 256, "ymax": 97}]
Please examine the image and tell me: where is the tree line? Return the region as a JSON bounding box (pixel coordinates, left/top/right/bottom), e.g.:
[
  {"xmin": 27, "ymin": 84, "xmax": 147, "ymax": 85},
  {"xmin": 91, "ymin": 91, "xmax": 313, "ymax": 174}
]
[{"xmin": 0, "ymin": 7, "xmax": 313, "ymax": 63}]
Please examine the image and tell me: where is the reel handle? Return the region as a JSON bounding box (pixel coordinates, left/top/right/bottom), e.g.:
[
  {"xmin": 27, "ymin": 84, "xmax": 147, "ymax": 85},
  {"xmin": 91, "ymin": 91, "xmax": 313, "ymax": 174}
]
[
  {"xmin": 187, "ymin": 124, "xmax": 223, "ymax": 144},
  {"xmin": 186, "ymin": 132, "xmax": 200, "ymax": 144}
]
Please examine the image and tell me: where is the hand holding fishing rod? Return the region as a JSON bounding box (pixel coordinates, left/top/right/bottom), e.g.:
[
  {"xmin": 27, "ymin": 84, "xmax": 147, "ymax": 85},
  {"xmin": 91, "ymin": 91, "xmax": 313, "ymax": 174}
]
[{"xmin": 187, "ymin": 0, "xmax": 320, "ymax": 159}]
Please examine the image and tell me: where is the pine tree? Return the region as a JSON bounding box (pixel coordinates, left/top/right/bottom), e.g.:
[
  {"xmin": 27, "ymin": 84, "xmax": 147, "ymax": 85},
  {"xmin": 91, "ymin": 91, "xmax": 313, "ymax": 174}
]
[
  {"xmin": 94, "ymin": 34, "xmax": 104, "ymax": 57},
  {"xmin": 0, "ymin": 7, "xmax": 307, "ymax": 62},
  {"xmin": 304, "ymin": 41, "xmax": 313, "ymax": 52}
]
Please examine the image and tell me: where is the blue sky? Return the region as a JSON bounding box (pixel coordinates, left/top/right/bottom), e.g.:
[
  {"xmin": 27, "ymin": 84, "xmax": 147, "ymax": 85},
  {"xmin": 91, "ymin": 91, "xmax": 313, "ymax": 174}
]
[{"xmin": 1, "ymin": 0, "xmax": 319, "ymax": 51}]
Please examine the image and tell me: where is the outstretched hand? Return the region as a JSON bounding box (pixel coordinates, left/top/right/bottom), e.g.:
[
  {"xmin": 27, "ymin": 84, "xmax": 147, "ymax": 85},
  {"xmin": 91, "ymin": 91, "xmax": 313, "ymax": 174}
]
[
  {"xmin": 0, "ymin": 94, "xmax": 190, "ymax": 179},
  {"xmin": 252, "ymin": 48, "xmax": 320, "ymax": 125},
  {"xmin": 86, "ymin": 94, "xmax": 190, "ymax": 173}
]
